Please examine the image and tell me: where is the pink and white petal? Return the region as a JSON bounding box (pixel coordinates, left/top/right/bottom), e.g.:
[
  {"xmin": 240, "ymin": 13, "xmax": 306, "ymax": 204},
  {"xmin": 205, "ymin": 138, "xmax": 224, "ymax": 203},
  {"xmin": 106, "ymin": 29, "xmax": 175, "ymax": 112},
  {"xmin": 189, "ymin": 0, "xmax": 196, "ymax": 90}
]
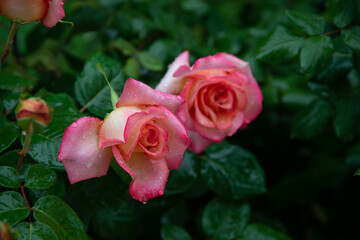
[
  {"xmin": 192, "ymin": 110, "xmax": 244, "ymax": 143},
  {"xmin": 226, "ymin": 111, "xmax": 245, "ymax": 135},
  {"xmin": 156, "ymin": 51, "xmax": 190, "ymax": 94},
  {"xmin": 116, "ymin": 78, "xmax": 184, "ymax": 114},
  {"xmin": 41, "ymin": 0, "xmax": 65, "ymax": 27},
  {"xmin": 127, "ymin": 152, "xmax": 169, "ymax": 202},
  {"xmin": 173, "ymin": 55, "xmax": 236, "ymax": 78},
  {"xmin": 58, "ymin": 117, "xmax": 113, "ymax": 184},
  {"xmin": 112, "ymin": 146, "xmax": 135, "ymax": 178},
  {"xmin": 118, "ymin": 110, "xmax": 159, "ymax": 159},
  {"xmin": 243, "ymin": 82, "xmax": 263, "ymax": 123},
  {"xmin": 177, "ymin": 102, "xmax": 195, "ymax": 131},
  {"xmin": 98, "ymin": 106, "xmax": 141, "ymax": 148},
  {"xmin": 215, "ymin": 53, "xmax": 256, "ymax": 84},
  {"xmin": 153, "ymin": 106, "xmax": 190, "ymax": 169},
  {"xmin": 188, "ymin": 130, "xmax": 213, "ymax": 153}
]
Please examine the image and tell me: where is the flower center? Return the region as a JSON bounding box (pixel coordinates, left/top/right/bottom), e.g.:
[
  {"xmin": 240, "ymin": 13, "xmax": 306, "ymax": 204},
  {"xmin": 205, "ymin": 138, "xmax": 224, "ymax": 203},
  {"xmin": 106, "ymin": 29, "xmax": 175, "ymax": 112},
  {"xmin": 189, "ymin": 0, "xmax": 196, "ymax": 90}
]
[{"xmin": 138, "ymin": 122, "xmax": 169, "ymax": 160}]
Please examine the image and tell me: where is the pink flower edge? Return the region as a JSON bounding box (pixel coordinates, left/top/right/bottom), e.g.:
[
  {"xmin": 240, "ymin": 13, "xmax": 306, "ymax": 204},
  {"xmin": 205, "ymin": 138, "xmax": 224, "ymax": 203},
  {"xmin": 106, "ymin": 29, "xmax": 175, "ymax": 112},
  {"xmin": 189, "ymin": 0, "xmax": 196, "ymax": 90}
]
[
  {"xmin": 156, "ymin": 51, "xmax": 190, "ymax": 94},
  {"xmin": 58, "ymin": 117, "xmax": 113, "ymax": 184},
  {"xmin": 117, "ymin": 78, "xmax": 184, "ymax": 114},
  {"xmin": 41, "ymin": 0, "xmax": 65, "ymax": 27},
  {"xmin": 112, "ymin": 147, "xmax": 169, "ymax": 202}
]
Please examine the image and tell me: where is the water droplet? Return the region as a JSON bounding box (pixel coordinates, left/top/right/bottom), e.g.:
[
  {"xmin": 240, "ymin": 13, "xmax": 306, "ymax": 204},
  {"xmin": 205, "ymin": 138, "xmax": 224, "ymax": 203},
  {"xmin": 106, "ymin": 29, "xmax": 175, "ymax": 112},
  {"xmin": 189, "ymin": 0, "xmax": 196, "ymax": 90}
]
[
  {"xmin": 86, "ymin": 161, "xmax": 93, "ymax": 168},
  {"xmin": 142, "ymin": 201, "xmax": 148, "ymax": 205},
  {"xmin": 176, "ymin": 95, "xmax": 182, "ymax": 100},
  {"xmin": 139, "ymin": 82, "xmax": 144, "ymax": 87},
  {"xmin": 160, "ymin": 96, "xmax": 165, "ymax": 101},
  {"xmin": 72, "ymin": 123, "xmax": 78, "ymax": 128}
]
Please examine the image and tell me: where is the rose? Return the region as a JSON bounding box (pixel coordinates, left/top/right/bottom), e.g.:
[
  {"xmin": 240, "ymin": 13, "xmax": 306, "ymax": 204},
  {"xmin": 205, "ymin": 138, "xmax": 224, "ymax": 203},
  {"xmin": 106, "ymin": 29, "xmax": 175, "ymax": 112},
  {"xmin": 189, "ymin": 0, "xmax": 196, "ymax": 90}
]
[
  {"xmin": 156, "ymin": 51, "xmax": 263, "ymax": 153},
  {"xmin": 0, "ymin": 0, "xmax": 65, "ymax": 27},
  {"xmin": 16, "ymin": 97, "xmax": 53, "ymax": 133},
  {"xmin": 58, "ymin": 78, "xmax": 190, "ymax": 202}
]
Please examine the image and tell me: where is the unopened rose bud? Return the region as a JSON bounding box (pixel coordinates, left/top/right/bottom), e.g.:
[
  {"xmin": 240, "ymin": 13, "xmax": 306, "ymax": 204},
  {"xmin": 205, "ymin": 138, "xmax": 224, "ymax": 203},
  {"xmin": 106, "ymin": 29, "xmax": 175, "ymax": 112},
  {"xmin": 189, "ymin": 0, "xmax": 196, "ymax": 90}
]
[
  {"xmin": 0, "ymin": 222, "xmax": 12, "ymax": 240},
  {"xmin": 0, "ymin": 0, "xmax": 65, "ymax": 27},
  {"xmin": 16, "ymin": 97, "xmax": 53, "ymax": 133}
]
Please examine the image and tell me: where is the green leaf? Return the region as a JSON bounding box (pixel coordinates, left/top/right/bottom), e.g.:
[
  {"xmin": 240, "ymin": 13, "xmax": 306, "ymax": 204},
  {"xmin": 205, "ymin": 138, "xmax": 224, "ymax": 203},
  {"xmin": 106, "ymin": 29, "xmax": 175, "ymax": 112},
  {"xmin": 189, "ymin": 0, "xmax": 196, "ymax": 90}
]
[
  {"xmin": 255, "ymin": 26, "xmax": 304, "ymax": 63},
  {"xmin": 291, "ymin": 98, "xmax": 332, "ymax": 139},
  {"xmin": 110, "ymin": 38, "xmax": 136, "ymax": 56},
  {"xmin": 333, "ymin": 0, "xmax": 357, "ymax": 28},
  {"xmin": 75, "ymin": 53, "xmax": 126, "ymax": 117},
  {"xmin": 165, "ymin": 151, "xmax": 198, "ymax": 195},
  {"xmin": 0, "ymin": 191, "xmax": 29, "ymax": 226},
  {"xmin": 124, "ymin": 57, "xmax": 141, "ymax": 79},
  {"xmin": 24, "ymin": 164, "xmax": 57, "ymax": 189},
  {"xmin": 26, "ymin": 93, "xmax": 82, "ymax": 169},
  {"xmin": 29, "ymin": 176, "xmax": 65, "ymax": 202},
  {"xmin": 137, "ymin": 51, "xmax": 163, "ymax": 71},
  {"xmin": 0, "ymin": 166, "xmax": 20, "ymax": 188},
  {"xmin": 15, "ymin": 222, "xmax": 58, "ymax": 240},
  {"xmin": 202, "ymin": 198, "xmax": 250, "ymax": 240},
  {"xmin": 0, "ymin": 73, "xmax": 35, "ymax": 92},
  {"xmin": 243, "ymin": 224, "xmax": 292, "ymax": 240},
  {"xmin": 333, "ymin": 96, "xmax": 360, "ymax": 142},
  {"xmin": 33, "ymin": 195, "xmax": 87, "ymax": 240},
  {"xmin": 0, "ymin": 114, "xmax": 20, "ymax": 154},
  {"xmin": 161, "ymin": 225, "xmax": 191, "ymax": 240},
  {"xmin": 341, "ymin": 26, "xmax": 360, "ymax": 53},
  {"xmin": 300, "ymin": 35, "xmax": 333, "ymax": 79},
  {"xmin": 0, "ymin": 150, "xmax": 33, "ymax": 182},
  {"xmin": 285, "ymin": 10, "xmax": 326, "ymax": 36},
  {"xmin": 201, "ymin": 142, "xmax": 266, "ymax": 200},
  {"xmin": 91, "ymin": 197, "xmax": 134, "ymax": 239}
]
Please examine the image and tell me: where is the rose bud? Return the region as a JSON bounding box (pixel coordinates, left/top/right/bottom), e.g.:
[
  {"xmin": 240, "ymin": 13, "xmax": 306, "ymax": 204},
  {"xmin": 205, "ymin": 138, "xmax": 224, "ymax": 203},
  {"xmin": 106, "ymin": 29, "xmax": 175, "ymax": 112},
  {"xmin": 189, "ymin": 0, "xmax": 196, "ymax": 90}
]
[
  {"xmin": 156, "ymin": 51, "xmax": 263, "ymax": 153},
  {"xmin": 16, "ymin": 97, "xmax": 53, "ymax": 133},
  {"xmin": 0, "ymin": 0, "xmax": 65, "ymax": 27},
  {"xmin": 58, "ymin": 79, "xmax": 190, "ymax": 202}
]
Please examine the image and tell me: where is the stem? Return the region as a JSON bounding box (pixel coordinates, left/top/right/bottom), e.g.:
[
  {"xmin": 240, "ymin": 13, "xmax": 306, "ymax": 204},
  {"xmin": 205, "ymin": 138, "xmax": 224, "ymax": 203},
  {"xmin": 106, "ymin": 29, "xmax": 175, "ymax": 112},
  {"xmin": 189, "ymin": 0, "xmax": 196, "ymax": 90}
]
[
  {"xmin": 17, "ymin": 130, "xmax": 32, "ymax": 173},
  {"xmin": 1, "ymin": 21, "xmax": 18, "ymax": 67},
  {"xmin": 17, "ymin": 124, "xmax": 33, "ymax": 223}
]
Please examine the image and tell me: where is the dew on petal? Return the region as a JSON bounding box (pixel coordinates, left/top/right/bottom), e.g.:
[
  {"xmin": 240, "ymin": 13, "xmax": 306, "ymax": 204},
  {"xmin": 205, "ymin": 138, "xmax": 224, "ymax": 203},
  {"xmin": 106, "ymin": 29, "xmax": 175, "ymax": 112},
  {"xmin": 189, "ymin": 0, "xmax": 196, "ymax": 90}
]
[{"xmin": 72, "ymin": 122, "xmax": 78, "ymax": 128}]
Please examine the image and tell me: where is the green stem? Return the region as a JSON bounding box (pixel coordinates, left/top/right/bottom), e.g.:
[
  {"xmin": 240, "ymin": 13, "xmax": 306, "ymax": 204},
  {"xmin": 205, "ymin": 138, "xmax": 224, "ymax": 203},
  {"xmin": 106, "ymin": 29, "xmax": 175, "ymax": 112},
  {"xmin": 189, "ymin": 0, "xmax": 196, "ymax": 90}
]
[
  {"xmin": 1, "ymin": 21, "xmax": 18, "ymax": 67},
  {"xmin": 17, "ymin": 124, "xmax": 32, "ymax": 173},
  {"xmin": 17, "ymin": 124, "xmax": 33, "ymax": 223}
]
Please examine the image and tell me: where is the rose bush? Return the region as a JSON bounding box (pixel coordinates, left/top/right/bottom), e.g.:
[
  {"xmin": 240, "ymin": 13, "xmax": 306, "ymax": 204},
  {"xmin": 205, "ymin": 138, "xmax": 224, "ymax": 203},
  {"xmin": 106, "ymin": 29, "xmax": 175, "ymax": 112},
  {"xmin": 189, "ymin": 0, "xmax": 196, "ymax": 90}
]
[
  {"xmin": 0, "ymin": 0, "xmax": 65, "ymax": 27},
  {"xmin": 58, "ymin": 78, "xmax": 190, "ymax": 202},
  {"xmin": 156, "ymin": 51, "xmax": 263, "ymax": 153}
]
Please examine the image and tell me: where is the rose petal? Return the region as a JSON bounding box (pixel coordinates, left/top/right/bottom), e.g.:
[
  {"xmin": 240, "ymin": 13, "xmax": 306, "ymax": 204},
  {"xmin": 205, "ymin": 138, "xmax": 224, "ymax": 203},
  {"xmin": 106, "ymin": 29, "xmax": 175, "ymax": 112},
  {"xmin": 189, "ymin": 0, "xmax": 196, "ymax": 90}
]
[
  {"xmin": 188, "ymin": 130, "xmax": 212, "ymax": 153},
  {"xmin": 156, "ymin": 51, "xmax": 190, "ymax": 94},
  {"xmin": 58, "ymin": 117, "xmax": 113, "ymax": 184},
  {"xmin": 112, "ymin": 146, "xmax": 135, "ymax": 178},
  {"xmin": 116, "ymin": 78, "xmax": 184, "ymax": 114},
  {"xmin": 153, "ymin": 106, "xmax": 190, "ymax": 169},
  {"xmin": 243, "ymin": 82, "xmax": 263, "ymax": 123},
  {"xmin": 215, "ymin": 52, "xmax": 257, "ymax": 84},
  {"xmin": 114, "ymin": 150, "xmax": 169, "ymax": 203},
  {"xmin": 41, "ymin": 0, "xmax": 65, "ymax": 27},
  {"xmin": 98, "ymin": 106, "xmax": 141, "ymax": 148},
  {"xmin": 173, "ymin": 54, "xmax": 236, "ymax": 78},
  {"xmin": 193, "ymin": 110, "xmax": 244, "ymax": 142}
]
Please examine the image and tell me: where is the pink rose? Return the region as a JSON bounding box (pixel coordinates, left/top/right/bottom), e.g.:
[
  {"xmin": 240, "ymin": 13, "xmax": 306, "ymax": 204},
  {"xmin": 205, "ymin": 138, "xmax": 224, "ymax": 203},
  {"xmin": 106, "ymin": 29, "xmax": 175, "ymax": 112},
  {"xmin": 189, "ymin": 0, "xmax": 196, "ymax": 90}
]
[
  {"xmin": 156, "ymin": 51, "xmax": 263, "ymax": 153},
  {"xmin": 0, "ymin": 0, "xmax": 65, "ymax": 27},
  {"xmin": 58, "ymin": 79, "xmax": 190, "ymax": 202}
]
